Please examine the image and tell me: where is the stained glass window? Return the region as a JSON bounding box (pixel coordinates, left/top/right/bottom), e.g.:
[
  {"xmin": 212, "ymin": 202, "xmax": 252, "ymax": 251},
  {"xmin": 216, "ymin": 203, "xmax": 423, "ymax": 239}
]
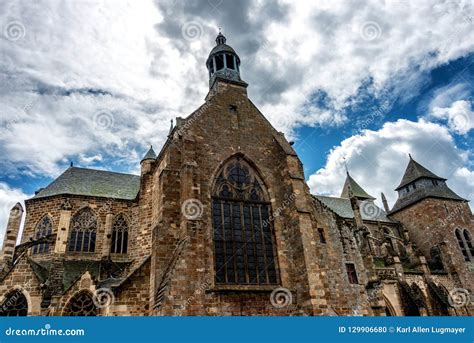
[
  {"xmin": 111, "ymin": 215, "xmax": 128, "ymax": 254},
  {"xmin": 0, "ymin": 290, "xmax": 28, "ymax": 316},
  {"xmin": 63, "ymin": 291, "xmax": 97, "ymax": 316},
  {"xmin": 68, "ymin": 208, "xmax": 97, "ymax": 253},
  {"xmin": 32, "ymin": 215, "xmax": 52, "ymax": 254},
  {"xmin": 212, "ymin": 158, "xmax": 278, "ymax": 285}
]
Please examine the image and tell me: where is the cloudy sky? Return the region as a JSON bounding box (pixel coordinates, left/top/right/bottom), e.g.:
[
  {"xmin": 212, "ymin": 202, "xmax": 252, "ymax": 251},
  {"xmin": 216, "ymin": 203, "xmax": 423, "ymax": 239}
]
[{"xmin": 1, "ymin": 0, "xmax": 473, "ymax": 240}]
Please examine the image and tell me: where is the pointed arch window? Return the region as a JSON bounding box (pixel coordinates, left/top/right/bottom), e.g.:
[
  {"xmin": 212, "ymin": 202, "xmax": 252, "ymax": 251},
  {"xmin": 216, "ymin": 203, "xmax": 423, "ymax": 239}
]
[
  {"xmin": 68, "ymin": 208, "xmax": 97, "ymax": 253},
  {"xmin": 212, "ymin": 158, "xmax": 278, "ymax": 285},
  {"xmin": 455, "ymin": 229, "xmax": 473, "ymax": 261},
  {"xmin": 0, "ymin": 290, "xmax": 28, "ymax": 316},
  {"xmin": 32, "ymin": 215, "xmax": 53, "ymax": 254},
  {"xmin": 63, "ymin": 291, "xmax": 97, "ymax": 316},
  {"xmin": 111, "ymin": 215, "xmax": 128, "ymax": 254}
]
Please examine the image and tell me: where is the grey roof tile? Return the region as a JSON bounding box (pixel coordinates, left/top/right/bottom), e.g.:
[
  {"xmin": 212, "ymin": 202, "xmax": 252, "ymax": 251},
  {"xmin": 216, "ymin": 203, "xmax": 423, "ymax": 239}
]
[
  {"xmin": 141, "ymin": 146, "xmax": 157, "ymax": 162},
  {"xmin": 341, "ymin": 173, "xmax": 375, "ymax": 200},
  {"xmin": 32, "ymin": 167, "xmax": 140, "ymax": 201},
  {"xmin": 390, "ymin": 184, "xmax": 466, "ymax": 214},
  {"xmin": 396, "ymin": 157, "xmax": 445, "ymax": 190},
  {"xmin": 312, "ymin": 195, "xmax": 394, "ymax": 223}
]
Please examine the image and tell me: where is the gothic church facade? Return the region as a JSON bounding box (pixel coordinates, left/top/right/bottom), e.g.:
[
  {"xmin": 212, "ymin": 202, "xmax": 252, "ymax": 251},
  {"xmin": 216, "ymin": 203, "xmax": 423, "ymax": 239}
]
[{"xmin": 0, "ymin": 34, "xmax": 473, "ymax": 316}]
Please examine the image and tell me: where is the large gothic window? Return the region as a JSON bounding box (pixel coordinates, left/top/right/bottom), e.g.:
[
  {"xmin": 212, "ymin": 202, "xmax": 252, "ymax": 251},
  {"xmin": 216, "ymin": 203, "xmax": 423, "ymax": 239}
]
[
  {"xmin": 111, "ymin": 215, "xmax": 128, "ymax": 254},
  {"xmin": 212, "ymin": 158, "xmax": 278, "ymax": 285},
  {"xmin": 0, "ymin": 290, "xmax": 28, "ymax": 316},
  {"xmin": 68, "ymin": 208, "xmax": 97, "ymax": 253},
  {"xmin": 32, "ymin": 215, "xmax": 53, "ymax": 254},
  {"xmin": 63, "ymin": 291, "xmax": 97, "ymax": 316}
]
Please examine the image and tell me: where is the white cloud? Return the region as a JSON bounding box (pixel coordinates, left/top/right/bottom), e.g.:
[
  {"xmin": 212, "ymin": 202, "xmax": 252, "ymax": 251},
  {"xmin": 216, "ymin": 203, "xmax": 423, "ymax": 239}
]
[
  {"xmin": 430, "ymin": 100, "xmax": 474, "ymax": 134},
  {"xmin": 0, "ymin": 183, "xmax": 28, "ymax": 247},
  {"xmin": 0, "ymin": 0, "xmax": 474, "ymax": 178},
  {"xmin": 308, "ymin": 119, "xmax": 473, "ymax": 210}
]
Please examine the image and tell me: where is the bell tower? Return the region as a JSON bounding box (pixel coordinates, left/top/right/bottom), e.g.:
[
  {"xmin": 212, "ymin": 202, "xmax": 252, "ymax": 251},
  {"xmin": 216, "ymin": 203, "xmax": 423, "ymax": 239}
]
[{"xmin": 206, "ymin": 32, "xmax": 246, "ymax": 90}]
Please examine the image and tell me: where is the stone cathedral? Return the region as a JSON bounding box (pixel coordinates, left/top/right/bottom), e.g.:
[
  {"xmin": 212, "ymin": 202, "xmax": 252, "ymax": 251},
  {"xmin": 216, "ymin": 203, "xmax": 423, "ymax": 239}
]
[{"xmin": 0, "ymin": 33, "xmax": 473, "ymax": 316}]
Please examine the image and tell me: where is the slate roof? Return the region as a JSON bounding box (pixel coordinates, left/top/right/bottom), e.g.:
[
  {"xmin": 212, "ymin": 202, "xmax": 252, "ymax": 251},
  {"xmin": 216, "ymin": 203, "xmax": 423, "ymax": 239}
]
[
  {"xmin": 395, "ymin": 157, "xmax": 445, "ymax": 190},
  {"xmin": 313, "ymin": 195, "xmax": 394, "ymax": 223},
  {"xmin": 27, "ymin": 258, "xmax": 50, "ymax": 284},
  {"xmin": 32, "ymin": 167, "xmax": 140, "ymax": 201},
  {"xmin": 340, "ymin": 173, "xmax": 375, "ymax": 200},
  {"xmin": 389, "ymin": 183, "xmax": 466, "ymax": 214},
  {"xmin": 141, "ymin": 146, "xmax": 157, "ymax": 162},
  {"xmin": 209, "ymin": 43, "xmax": 237, "ymax": 57}
]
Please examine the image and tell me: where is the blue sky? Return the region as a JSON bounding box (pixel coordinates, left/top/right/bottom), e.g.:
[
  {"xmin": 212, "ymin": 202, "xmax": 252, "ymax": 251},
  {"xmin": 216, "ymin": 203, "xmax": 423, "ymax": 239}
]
[{"xmin": 1, "ymin": 0, "xmax": 474, "ymax": 236}]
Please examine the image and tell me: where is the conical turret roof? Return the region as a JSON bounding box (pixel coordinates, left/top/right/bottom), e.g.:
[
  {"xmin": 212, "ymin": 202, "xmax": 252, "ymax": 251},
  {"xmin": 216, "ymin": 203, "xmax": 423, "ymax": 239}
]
[
  {"xmin": 340, "ymin": 173, "xmax": 375, "ymax": 200},
  {"xmin": 395, "ymin": 155, "xmax": 445, "ymax": 190}
]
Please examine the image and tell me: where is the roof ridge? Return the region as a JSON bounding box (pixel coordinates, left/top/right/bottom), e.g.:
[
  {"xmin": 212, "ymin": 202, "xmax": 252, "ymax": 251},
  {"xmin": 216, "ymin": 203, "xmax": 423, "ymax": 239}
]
[{"xmin": 68, "ymin": 166, "xmax": 139, "ymax": 178}]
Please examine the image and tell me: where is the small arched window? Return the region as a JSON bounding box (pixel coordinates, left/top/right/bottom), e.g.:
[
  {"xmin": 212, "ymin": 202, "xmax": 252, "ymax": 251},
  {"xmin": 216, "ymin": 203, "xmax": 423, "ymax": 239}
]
[
  {"xmin": 32, "ymin": 215, "xmax": 53, "ymax": 254},
  {"xmin": 212, "ymin": 157, "xmax": 278, "ymax": 285},
  {"xmin": 111, "ymin": 215, "xmax": 128, "ymax": 254},
  {"xmin": 463, "ymin": 229, "xmax": 474, "ymax": 259},
  {"xmin": 68, "ymin": 208, "xmax": 97, "ymax": 253},
  {"xmin": 0, "ymin": 289, "xmax": 28, "ymax": 316},
  {"xmin": 63, "ymin": 291, "xmax": 97, "ymax": 316},
  {"xmin": 455, "ymin": 229, "xmax": 473, "ymax": 261}
]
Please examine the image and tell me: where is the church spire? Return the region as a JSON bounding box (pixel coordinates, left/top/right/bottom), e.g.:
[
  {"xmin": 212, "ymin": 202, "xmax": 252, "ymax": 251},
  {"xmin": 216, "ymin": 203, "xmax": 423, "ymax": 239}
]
[
  {"xmin": 341, "ymin": 173, "xmax": 375, "ymax": 200},
  {"xmin": 206, "ymin": 31, "xmax": 246, "ymax": 90}
]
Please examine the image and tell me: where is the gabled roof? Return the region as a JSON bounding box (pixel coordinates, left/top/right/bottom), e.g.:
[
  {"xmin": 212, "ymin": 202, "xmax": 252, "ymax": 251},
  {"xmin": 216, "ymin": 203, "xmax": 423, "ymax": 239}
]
[
  {"xmin": 313, "ymin": 195, "xmax": 394, "ymax": 223},
  {"xmin": 340, "ymin": 173, "xmax": 375, "ymax": 200},
  {"xmin": 31, "ymin": 167, "xmax": 140, "ymax": 201},
  {"xmin": 395, "ymin": 156, "xmax": 445, "ymax": 190},
  {"xmin": 141, "ymin": 146, "xmax": 157, "ymax": 162}
]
